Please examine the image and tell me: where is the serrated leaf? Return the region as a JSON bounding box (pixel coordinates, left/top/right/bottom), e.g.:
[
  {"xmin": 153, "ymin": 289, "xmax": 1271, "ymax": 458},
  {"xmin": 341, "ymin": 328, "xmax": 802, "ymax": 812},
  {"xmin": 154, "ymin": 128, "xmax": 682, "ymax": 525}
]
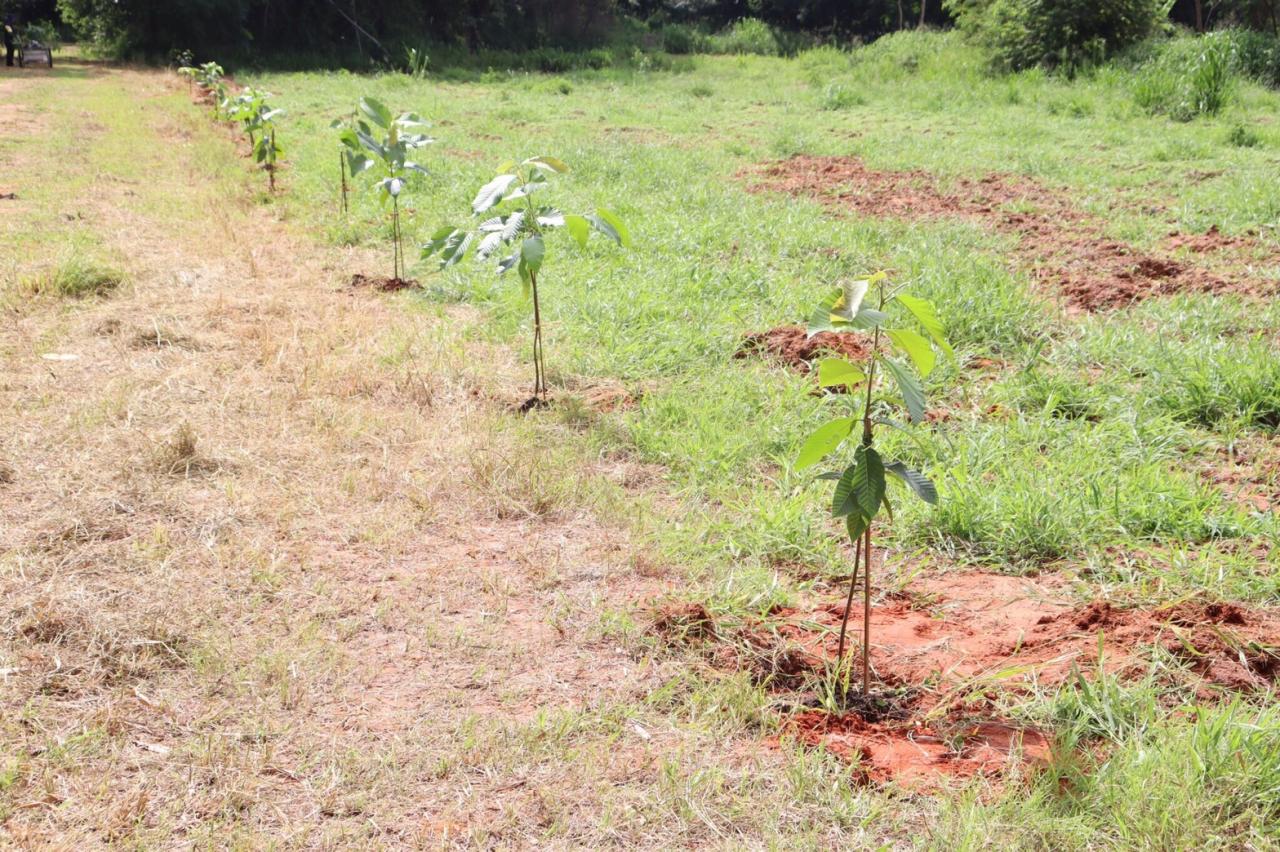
[
  {"xmin": 795, "ymin": 417, "xmax": 855, "ymax": 471},
  {"xmin": 501, "ymin": 210, "xmax": 526, "ymax": 242},
  {"xmin": 885, "ymin": 461, "xmax": 938, "ymax": 504},
  {"xmin": 497, "ymin": 251, "xmax": 520, "ymax": 276},
  {"xmin": 882, "ymin": 357, "xmax": 927, "ymax": 424},
  {"xmin": 886, "ymin": 328, "xmax": 937, "ymax": 378},
  {"xmin": 851, "ymin": 446, "xmax": 885, "ymax": 519},
  {"xmin": 817, "ymin": 358, "xmax": 867, "ymax": 389},
  {"xmin": 895, "ymin": 293, "xmax": 954, "ymax": 359},
  {"xmin": 473, "ymin": 174, "xmax": 518, "ymax": 214},
  {"xmin": 475, "ymin": 231, "xmax": 503, "ymax": 259}
]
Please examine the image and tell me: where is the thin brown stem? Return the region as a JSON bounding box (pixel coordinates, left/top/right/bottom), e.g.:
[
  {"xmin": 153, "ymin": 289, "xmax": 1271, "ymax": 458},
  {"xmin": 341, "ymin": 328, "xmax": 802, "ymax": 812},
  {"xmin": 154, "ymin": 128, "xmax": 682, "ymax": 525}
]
[
  {"xmin": 835, "ymin": 538, "xmax": 863, "ymax": 665},
  {"xmin": 862, "ymin": 522, "xmax": 873, "ymax": 695},
  {"xmin": 529, "ymin": 268, "xmax": 545, "ymax": 398}
]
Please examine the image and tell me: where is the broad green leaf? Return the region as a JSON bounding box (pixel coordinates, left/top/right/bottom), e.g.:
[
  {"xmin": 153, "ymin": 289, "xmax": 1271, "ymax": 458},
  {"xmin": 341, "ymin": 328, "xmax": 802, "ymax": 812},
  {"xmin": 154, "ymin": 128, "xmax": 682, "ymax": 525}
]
[
  {"xmin": 589, "ymin": 208, "xmax": 632, "ymax": 247},
  {"xmin": 473, "ymin": 174, "xmax": 518, "ymax": 214},
  {"xmin": 886, "ymin": 328, "xmax": 936, "ymax": 378},
  {"xmin": 359, "ymin": 96, "xmax": 393, "ymax": 129},
  {"xmin": 521, "ymin": 236, "xmax": 545, "ymax": 275},
  {"xmin": 564, "ymin": 214, "xmax": 590, "ymax": 249},
  {"xmin": 526, "ymin": 155, "xmax": 569, "ymax": 173},
  {"xmin": 500, "ymin": 210, "xmax": 526, "ymax": 242},
  {"xmin": 882, "ymin": 357, "xmax": 927, "ymax": 424},
  {"xmin": 832, "ymin": 464, "xmax": 859, "ymax": 518},
  {"xmin": 807, "ymin": 290, "xmax": 844, "ymax": 337},
  {"xmin": 795, "ymin": 417, "xmax": 855, "ymax": 471},
  {"xmin": 817, "ymin": 358, "xmax": 867, "ymax": 389},
  {"xmin": 851, "ymin": 446, "xmax": 885, "ymax": 519},
  {"xmin": 497, "ymin": 251, "xmax": 520, "ymax": 276},
  {"xmin": 845, "ymin": 511, "xmax": 869, "ymax": 544},
  {"xmin": 832, "ymin": 279, "xmax": 870, "ymax": 323},
  {"xmin": 895, "ymin": 293, "xmax": 955, "ymax": 358},
  {"xmin": 885, "ymin": 461, "xmax": 938, "ymax": 504}
]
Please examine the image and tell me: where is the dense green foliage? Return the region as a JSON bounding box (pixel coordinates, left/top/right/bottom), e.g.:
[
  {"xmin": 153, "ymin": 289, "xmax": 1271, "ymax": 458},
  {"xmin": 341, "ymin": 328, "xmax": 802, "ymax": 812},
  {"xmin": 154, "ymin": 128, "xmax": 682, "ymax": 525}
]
[{"xmin": 947, "ymin": 0, "xmax": 1168, "ymax": 70}]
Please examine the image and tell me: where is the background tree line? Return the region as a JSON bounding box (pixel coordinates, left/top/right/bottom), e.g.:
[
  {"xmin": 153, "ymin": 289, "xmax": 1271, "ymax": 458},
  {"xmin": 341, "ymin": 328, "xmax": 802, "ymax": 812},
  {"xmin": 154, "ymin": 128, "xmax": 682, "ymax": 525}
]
[{"xmin": 2, "ymin": 0, "xmax": 1276, "ymax": 66}]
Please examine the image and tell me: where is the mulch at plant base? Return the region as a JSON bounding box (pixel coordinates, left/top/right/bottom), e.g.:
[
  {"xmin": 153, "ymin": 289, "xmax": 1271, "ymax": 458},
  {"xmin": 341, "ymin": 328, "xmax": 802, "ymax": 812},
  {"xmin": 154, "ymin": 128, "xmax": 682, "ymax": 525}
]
[
  {"xmin": 743, "ymin": 155, "xmax": 1279, "ymax": 311},
  {"xmin": 652, "ymin": 571, "xmax": 1280, "ymax": 788},
  {"xmin": 349, "ymin": 274, "xmax": 419, "ymax": 292}
]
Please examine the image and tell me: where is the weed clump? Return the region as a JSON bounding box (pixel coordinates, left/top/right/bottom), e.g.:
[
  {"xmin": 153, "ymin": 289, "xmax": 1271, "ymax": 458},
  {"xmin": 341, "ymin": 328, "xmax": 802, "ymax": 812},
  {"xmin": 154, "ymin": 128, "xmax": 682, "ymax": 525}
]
[{"xmin": 30, "ymin": 254, "xmax": 124, "ymax": 299}]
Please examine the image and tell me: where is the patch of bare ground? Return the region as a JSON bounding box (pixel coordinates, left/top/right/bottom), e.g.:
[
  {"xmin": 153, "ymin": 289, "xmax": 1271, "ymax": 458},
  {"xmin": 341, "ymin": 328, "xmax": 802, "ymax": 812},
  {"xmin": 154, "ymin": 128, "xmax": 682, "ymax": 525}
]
[
  {"xmin": 1202, "ymin": 435, "xmax": 1280, "ymax": 514},
  {"xmin": 659, "ymin": 569, "xmax": 1280, "ymax": 788},
  {"xmin": 744, "ymin": 155, "xmax": 1280, "ymax": 311},
  {"xmin": 0, "ymin": 67, "xmax": 672, "ymax": 845}
]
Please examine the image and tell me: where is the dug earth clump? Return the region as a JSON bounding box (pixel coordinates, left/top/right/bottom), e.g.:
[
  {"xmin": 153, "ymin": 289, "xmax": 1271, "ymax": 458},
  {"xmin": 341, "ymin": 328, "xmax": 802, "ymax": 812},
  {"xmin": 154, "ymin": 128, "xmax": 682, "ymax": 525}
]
[
  {"xmin": 736, "ymin": 325, "xmax": 871, "ymax": 373},
  {"xmin": 674, "ymin": 571, "xmax": 1280, "ymax": 788},
  {"xmin": 349, "ymin": 273, "xmax": 419, "ymax": 292}
]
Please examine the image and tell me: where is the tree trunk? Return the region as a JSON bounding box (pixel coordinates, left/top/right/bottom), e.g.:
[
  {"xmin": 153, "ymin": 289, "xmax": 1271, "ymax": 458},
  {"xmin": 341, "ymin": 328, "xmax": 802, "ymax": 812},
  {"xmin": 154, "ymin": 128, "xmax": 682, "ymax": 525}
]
[
  {"xmin": 1194, "ymin": 0, "xmax": 1204, "ymax": 32},
  {"xmin": 897, "ymin": 0, "xmax": 905, "ymax": 30},
  {"xmin": 919, "ymin": 0, "xmax": 928, "ymax": 28}
]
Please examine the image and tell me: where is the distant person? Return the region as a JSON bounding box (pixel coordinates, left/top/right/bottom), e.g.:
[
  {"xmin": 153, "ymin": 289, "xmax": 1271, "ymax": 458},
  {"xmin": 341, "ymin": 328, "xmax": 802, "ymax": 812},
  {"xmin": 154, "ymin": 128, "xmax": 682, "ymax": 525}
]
[{"xmin": 3, "ymin": 15, "xmax": 16, "ymax": 68}]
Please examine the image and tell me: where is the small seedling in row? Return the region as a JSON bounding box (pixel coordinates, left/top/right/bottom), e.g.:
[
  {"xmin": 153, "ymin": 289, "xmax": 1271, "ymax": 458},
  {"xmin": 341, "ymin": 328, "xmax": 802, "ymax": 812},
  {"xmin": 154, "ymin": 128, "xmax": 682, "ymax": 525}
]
[
  {"xmin": 338, "ymin": 97, "xmax": 434, "ymax": 282},
  {"xmin": 225, "ymin": 87, "xmax": 269, "ymax": 148},
  {"xmin": 194, "ymin": 62, "xmax": 227, "ymax": 117},
  {"xmin": 329, "ymin": 113, "xmax": 358, "ymax": 216},
  {"xmin": 424, "ymin": 157, "xmax": 630, "ymax": 408},
  {"xmin": 795, "ymin": 272, "xmax": 952, "ymax": 698},
  {"xmin": 251, "ymin": 101, "xmax": 285, "ymax": 192}
]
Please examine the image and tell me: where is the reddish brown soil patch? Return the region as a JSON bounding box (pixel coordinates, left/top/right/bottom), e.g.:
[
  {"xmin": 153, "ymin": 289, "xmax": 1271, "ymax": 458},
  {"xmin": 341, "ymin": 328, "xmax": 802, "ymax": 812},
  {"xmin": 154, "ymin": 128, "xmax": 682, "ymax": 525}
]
[
  {"xmin": 736, "ymin": 325, "xmax": 871, "ymax": 373},
  {"xmin": 746, "ymin": 156, "xmax": 1277, "ymax": 311},
  {"xmin": 1203, "ymin": 439, "xmax": 1280, "ymax": 514},
  {"xmin": 1167, "ymin": 225, "xmax": 1251, "ymax": 254},
  {"xmin": 349, "ymin": 274, "xmax": 419, "ymax": 292},
  {"xmin": 649, "ymin": 602, "xmax": 717, "ymax": 643},
  {"xmin": 746, "ymin": 572, "xmax": 1279, "ymax": 787},
  {"xmin": 782, "ymin": 710, "xmax": 1051, "ymax": 786}
]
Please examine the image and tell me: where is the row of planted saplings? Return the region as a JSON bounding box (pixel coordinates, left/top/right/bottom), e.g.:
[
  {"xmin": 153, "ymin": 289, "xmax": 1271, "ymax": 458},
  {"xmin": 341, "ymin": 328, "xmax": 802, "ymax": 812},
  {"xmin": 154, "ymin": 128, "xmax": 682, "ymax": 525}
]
[
  {"xmin": 179, "ymin": 62, "xmax": 284, "ymax": 190},
  {"xmin": 176, "ymin": 66, "xmax": 954, "ymax": 707}
]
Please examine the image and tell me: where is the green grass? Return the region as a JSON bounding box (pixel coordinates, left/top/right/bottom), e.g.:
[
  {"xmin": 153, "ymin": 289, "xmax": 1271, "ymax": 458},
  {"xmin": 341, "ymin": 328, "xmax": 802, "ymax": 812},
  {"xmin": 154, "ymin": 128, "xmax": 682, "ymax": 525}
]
[{"xmin": 220, "ymin": 31, "xmax": 1280, "ymax": 843}]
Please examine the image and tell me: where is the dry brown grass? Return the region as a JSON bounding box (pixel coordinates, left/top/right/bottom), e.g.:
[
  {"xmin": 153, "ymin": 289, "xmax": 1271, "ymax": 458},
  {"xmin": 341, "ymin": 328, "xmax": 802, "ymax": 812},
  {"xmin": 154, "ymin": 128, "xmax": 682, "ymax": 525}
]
[{"xmin": 0, "ymin": 64, "xmax": 682, "ymax": 847}]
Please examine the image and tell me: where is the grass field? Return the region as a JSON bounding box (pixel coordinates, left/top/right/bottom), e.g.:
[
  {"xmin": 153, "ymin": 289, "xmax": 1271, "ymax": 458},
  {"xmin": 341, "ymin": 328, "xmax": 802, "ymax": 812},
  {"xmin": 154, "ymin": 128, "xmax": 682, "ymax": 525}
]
[{"xmin": 2, "ymin": 31, "xmax": 1280, "ymax": 848}]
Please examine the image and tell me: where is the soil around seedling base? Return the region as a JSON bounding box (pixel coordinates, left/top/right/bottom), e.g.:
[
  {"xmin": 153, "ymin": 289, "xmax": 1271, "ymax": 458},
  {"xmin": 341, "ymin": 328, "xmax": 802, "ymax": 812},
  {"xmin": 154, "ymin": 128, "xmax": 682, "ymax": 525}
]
[
  {"xmin": 736, "ymin": 325, "xmax": 872, "ymax": 373},
  {"xmin": 744, "ymin": 156, "xmax": 1278, "ymax": 311},
  {"xmin": 349, "ymin": 274, "xmax": 419, "ymax": 292},
  {"xmin": 671, "ymin": 571, "xmax": 1280, "ymax": 787}
]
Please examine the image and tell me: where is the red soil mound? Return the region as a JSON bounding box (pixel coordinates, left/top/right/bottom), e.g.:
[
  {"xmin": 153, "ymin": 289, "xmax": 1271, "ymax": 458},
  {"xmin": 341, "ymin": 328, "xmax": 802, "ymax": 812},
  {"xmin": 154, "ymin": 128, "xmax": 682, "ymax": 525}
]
[
  {"xmin": 746, "ymin": 156, "xmax": 1277, "ymax": 311},
  {"xmin": 736, "ymin": 325, "xmax": 871, "ymax": 372},
  {"xmin": 745, "ymin": 572, "xmax": 1279, "ymax": 787},
  {"xmin": 350, "ymin": 274, "xmax": 419, "ymax": 292}
]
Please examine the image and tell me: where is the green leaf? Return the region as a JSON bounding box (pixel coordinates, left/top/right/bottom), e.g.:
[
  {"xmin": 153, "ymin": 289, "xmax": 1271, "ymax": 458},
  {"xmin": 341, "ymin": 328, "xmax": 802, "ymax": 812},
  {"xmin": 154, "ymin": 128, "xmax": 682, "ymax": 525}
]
[
  {"xmin": 816, "ymin": 358, "xmax": 867, "ymax": 390},
  {"xmin": 850, "ymin": 446, "xmax": 886, "ymax": 519},
  {"xmin": 421, "ymin": 227, "xmax": 472, "ymax": 268},
  {"xmin": 358, "ymin": 96, "xmax": 393, "ymax": 129},
  {"xmin": 881, "ymin": 357, "xmax": 927, "ymax": 424},
  {"xmin": 845, "ymin": 511, "xmax": 869, "ymax": 545},
  {"xmin": 806, "ymin": 290, "xmax": 844, "ymax": 336},
  {"xmin": 895, "ymin": 293, "xmax": 955, "ymax": 359},
  {"xmin": 795, "ymin": 417, "xmax": 855, "ymax": 471},
  {"xmin": 521, "ymin": 236, "xmax": 545, "ymax": 275},
  {"xmin": 564, "ymin": 214, "xmax": 590, "ymax": 249},
  {"xmin": 886, "ymin": 328, "xmax": 937, "ymax": 378},
  {"xmin": 526, "ymin": 155, "xmax": 569, "ymax": 173},
  {"xmin": 885, "ymin": 461, "xmax": 938, "ymax": 505},
  {"xmin": 588, "ymin": 208, "xmax": 631, "ymax": 247},
  {"xmin": 832, "ymin": 279, "xmax": 870, "ymax": 323},
  {"xmin": 832, "ymin": 464, "xmax": 859, "ymax": 518},
  {"xmin": 473, "ymin": 174, "xmax": 518, "ymax": 214}
]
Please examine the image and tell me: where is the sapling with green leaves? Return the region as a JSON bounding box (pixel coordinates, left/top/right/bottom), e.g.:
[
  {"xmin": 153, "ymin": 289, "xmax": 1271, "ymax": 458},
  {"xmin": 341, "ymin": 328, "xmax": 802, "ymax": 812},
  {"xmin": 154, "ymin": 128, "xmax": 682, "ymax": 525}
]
[
  {"xmin": 250, "ymin": 100, "xmax": 285, "ymax": 192},
  {"xmin": 422, "ymin": 157, "xmax": 631, "ymax": 407},
  {"xmin": 337, "ymin": 97, "xmax": 434, "ymax": 281},
  {"xmin": 795, "ymin": 271, "xmax": 952, "ymax": 698}
]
